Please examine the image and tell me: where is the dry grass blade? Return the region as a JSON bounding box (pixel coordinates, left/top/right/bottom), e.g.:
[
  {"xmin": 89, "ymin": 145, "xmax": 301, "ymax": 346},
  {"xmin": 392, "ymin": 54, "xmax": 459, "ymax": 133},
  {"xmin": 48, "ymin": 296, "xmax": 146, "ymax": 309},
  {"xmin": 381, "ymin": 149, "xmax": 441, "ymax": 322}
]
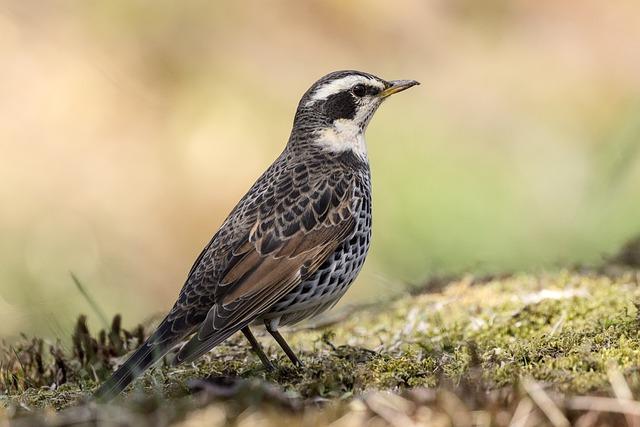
[
  {"xmin": 607, "ymin": 363, "xmax": 639, "ymax": 427},
  {"xmin": 363, "ymin": 392, "xmax": 418, "ymax": 427},
  {"xmin": 574, "ymin": 411, "xmax": 600, "ymax": 427},
  {"xmin": 437, "ymin": 390, "xmax": 472, "ymax": 427},
  {"xmin": 509, "ymin": 397, "xmax": 534, "ymax": 427},
  {"xmin": 70, "ymin": 273, "xmax": 109, "ymax": 330},
  {"xmin": 567, "ymin": 396, "xmax": 640, "ymax": 416},
  {"xmin": 522, "ymin": 378, "xmax": 570, "ymax": 427},
  {"xmin": 606, "ymin": 364, "xmax": 633, "ymax": 401}
]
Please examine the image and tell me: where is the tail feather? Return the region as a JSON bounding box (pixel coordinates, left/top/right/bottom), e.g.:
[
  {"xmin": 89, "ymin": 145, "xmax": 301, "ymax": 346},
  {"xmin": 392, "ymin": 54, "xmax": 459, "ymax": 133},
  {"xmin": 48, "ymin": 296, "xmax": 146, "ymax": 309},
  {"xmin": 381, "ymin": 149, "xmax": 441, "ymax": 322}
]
[
  {"xmin": 93, "ymin": 321, "xmax": 185, "ymax": 402},
  {"xmin": 94, "ymin": 316, "xmax": 250, "ymax": 400}
]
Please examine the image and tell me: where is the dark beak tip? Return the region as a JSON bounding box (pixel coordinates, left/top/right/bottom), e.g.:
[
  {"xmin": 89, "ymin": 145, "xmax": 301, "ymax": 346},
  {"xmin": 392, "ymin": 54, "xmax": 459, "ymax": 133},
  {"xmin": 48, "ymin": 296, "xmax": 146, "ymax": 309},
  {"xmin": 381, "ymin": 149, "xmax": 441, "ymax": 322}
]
[
  {"xmin": 390, "ymin": 79, "xmax": 419, "ymax": 87},
  {"xmin": 382, "ymin": 79, "xmax": 420, "ymax": 97}
]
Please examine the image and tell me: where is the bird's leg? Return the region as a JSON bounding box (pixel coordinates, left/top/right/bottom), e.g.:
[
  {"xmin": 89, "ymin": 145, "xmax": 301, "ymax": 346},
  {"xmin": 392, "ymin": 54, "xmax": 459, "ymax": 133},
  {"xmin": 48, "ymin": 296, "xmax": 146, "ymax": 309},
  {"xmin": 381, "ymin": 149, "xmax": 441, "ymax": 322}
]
[
  {"xmin": 241, "ymin": 326, "xmax": 275, "ymax": 371},
  {"xmin": 264, "ymin": 322, "xmax": 304, "ymax": 367}
]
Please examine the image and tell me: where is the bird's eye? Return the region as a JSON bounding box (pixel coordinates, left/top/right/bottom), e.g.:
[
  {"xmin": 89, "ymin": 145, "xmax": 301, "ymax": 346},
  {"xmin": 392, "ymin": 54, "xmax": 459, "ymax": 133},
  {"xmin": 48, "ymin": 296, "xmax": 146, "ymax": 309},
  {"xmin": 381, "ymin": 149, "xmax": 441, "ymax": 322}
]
[{"xmin": 352, "ymin": 84, "xmax": 366, "ymax": 97}]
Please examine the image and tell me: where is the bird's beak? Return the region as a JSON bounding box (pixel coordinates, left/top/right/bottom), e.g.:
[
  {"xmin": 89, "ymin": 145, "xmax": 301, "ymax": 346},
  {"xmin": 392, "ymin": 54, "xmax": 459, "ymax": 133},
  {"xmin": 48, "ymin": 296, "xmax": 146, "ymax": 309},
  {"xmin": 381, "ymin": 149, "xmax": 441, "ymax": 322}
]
[{"xmin": 381, "ymin": 80, "xmax": 420, "ymax": 98}]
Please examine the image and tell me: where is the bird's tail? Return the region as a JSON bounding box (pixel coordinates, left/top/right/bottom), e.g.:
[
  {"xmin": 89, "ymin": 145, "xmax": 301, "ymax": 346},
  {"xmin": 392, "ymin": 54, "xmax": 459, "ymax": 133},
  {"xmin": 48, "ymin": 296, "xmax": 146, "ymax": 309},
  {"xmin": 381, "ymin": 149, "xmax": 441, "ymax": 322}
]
[{"xmin": 93, "ymin": 320, "xmax": 186, "ymax": 402}]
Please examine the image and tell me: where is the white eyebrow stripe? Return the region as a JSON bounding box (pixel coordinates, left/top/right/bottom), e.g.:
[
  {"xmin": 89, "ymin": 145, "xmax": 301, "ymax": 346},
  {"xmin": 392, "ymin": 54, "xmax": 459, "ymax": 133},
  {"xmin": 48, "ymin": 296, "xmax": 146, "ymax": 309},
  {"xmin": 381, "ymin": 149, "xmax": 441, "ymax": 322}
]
[{"xmin": 306, "ymin": 75, "xmax": 384, "ymax": 106}]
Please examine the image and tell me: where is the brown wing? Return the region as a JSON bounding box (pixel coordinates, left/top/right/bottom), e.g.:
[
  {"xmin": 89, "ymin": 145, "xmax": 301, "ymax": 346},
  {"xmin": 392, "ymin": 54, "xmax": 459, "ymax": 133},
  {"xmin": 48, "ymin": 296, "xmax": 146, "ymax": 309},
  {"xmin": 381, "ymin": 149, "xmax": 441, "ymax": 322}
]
[{"xmin": 174, "ymin": 169, "xmax": 356, "ymax": 364}]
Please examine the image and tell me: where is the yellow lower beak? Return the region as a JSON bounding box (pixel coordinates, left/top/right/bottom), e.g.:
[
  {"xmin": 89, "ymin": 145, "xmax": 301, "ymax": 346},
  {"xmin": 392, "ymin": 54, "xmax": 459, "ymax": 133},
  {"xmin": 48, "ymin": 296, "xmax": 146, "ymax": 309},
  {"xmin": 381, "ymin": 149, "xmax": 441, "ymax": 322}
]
[{"xmin": 381, "ymin": 80, "xmax": 420, "ymax": 98}]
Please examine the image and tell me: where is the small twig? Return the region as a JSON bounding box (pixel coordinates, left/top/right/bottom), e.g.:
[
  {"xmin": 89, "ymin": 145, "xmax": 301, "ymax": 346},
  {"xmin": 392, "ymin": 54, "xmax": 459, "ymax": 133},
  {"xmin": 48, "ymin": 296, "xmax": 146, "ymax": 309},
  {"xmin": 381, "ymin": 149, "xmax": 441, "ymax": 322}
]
[{"xmin": 523, "ymin": 378, "xmax": 570, "ymax": 427}]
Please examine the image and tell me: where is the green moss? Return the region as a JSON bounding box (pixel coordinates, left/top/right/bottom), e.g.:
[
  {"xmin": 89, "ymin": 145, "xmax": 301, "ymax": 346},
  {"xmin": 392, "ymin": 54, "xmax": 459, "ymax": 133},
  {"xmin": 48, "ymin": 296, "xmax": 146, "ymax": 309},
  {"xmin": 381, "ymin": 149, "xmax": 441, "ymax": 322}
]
[{"xmin": 3, "ymin": 268, "xmax": 640, "ymax": 424}]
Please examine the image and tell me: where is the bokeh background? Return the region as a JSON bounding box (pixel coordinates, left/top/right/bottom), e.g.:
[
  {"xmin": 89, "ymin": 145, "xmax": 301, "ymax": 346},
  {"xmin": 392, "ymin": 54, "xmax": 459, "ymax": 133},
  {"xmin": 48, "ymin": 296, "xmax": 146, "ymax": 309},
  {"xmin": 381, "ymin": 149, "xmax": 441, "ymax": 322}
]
[{"xmin": 1, "ymin": 0, "xmax": 639, "ymax": 339}]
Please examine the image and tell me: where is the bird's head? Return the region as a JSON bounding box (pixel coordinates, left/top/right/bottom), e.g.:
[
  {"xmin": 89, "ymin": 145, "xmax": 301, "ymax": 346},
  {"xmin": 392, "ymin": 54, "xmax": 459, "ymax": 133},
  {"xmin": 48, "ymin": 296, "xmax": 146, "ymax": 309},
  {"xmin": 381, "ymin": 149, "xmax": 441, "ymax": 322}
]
[{"xmin": 291, "ymin": 70, "xmax": 419, "ymax": 161}]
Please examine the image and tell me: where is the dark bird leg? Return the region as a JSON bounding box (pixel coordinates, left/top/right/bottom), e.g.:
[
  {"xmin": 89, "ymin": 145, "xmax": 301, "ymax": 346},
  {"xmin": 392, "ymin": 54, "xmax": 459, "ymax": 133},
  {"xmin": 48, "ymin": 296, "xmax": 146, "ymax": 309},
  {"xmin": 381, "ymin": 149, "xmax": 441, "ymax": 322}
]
[
  {"xmin": 264, "ymin": 322, "xmax": 304, "ymax": 367},
  {"xmin": 241, "ymin": 326, "xmax": 275, "ymax": 371}
]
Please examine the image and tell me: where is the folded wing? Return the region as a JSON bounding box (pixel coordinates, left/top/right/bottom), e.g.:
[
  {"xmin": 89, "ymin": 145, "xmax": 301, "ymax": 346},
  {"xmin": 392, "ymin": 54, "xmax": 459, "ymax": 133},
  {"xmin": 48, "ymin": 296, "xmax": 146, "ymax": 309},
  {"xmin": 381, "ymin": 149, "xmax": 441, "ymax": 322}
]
[{"xmin": 174, "ymin": 170, "xmax": 356, "ymax": 364}]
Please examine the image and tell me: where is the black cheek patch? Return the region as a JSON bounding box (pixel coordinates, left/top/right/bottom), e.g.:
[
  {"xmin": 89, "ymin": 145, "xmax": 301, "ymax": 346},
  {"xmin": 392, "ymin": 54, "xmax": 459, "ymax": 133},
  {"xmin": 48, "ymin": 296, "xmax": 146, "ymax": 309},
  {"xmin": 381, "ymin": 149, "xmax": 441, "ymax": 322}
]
[{"xmin": 323, "ymin": 91, "xmax": 356, "ymax": 121}]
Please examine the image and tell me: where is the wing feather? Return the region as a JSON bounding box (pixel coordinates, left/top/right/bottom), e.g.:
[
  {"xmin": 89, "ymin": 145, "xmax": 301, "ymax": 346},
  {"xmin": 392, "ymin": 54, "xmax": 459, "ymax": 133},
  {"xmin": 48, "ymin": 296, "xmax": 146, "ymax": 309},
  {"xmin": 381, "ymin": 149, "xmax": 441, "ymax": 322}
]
[{"xmin": 174, "ymin": 170, "xmax": 357, "ymax": 364}]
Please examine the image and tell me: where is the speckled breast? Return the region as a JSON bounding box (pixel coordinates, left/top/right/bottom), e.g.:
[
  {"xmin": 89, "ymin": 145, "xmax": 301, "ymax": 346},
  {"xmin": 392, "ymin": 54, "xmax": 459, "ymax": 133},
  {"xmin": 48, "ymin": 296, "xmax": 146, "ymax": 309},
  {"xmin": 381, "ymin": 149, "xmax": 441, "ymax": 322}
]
[{"xmin": 261, "ymin": 172, "xmax": 372, "ymax": 326}]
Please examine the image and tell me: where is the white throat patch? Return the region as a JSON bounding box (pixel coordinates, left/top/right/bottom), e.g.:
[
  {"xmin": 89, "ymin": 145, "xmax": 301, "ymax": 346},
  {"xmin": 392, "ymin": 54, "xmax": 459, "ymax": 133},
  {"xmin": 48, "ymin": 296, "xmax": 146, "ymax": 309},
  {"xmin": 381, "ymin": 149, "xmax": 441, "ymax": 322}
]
[
  {"xmin": 306, "ymin": 75, "xmax": 384, "ymax": 106},
  {"xmin": 315, "ymin": 119, "xmax": 368, "ymax": 161}
]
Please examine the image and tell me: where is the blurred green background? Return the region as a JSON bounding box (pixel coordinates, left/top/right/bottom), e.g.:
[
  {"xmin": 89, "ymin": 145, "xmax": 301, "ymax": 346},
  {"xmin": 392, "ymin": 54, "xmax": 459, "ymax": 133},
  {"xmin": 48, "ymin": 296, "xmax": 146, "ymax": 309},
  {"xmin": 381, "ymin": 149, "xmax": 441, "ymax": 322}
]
[{"xmin": 1, "ymin": 0, "xmax": 639, "ymax": 339}]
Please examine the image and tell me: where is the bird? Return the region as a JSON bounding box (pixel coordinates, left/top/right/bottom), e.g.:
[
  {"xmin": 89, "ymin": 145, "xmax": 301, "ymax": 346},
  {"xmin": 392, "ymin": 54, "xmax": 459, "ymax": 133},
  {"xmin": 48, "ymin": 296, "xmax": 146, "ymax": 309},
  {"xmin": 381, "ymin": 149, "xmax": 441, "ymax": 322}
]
[{"xmin": 94, "ymin": 70, "xmax": 419, "ymax": 401}]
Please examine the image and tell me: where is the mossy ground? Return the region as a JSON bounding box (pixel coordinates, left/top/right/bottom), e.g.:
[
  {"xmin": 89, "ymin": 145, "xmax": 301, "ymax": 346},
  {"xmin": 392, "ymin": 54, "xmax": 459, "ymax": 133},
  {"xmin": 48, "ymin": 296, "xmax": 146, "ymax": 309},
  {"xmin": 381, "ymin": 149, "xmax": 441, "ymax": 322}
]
[{"xmin": 2, "ymin": 266, "xmax": 640, "ymax": 426}]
